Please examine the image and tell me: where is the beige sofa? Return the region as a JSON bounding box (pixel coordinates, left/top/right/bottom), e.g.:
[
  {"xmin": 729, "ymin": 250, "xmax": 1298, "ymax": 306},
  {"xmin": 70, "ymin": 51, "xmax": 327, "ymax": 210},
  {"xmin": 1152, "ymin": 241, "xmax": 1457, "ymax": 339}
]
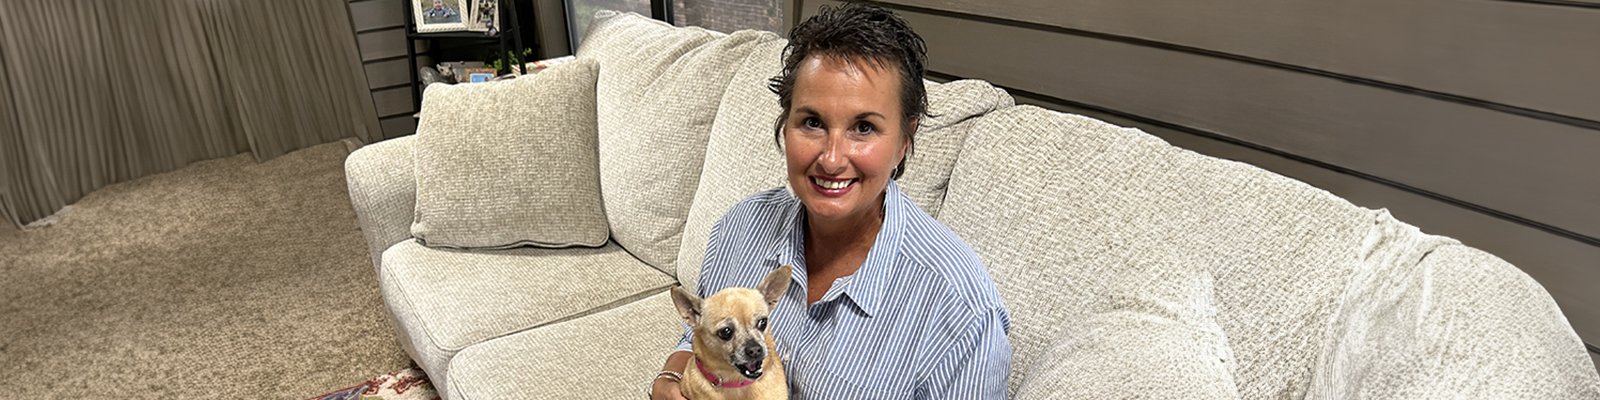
[{"xmin": 344, "ymin": 11, "xmax": 1600, "ymax": 399}]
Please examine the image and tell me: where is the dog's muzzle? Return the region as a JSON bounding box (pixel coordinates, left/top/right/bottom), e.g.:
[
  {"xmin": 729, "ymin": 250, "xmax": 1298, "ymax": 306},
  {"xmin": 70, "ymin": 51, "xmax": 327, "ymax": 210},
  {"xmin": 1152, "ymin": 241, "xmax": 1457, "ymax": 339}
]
[{"xmin": 733, "ymin": 343, "xmax": 766, "ymax": 379}]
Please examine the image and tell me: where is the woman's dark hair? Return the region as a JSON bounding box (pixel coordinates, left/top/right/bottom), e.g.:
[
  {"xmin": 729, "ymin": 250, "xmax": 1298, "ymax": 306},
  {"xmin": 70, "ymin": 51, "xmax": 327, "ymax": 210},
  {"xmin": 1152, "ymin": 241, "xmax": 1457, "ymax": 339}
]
[{"xmin": 769, "ymin": 3, "xmax": 928, "ymax": 180}]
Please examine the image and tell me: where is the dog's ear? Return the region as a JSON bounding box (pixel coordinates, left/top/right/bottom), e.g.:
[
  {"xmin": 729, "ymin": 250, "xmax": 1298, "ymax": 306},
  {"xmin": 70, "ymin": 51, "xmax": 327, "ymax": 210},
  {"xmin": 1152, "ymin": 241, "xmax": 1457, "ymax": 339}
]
[
  {"xmin": 758, "ymin": 265, "xmax": 794, "ymax": 307},
  {"xmin": 670, "ymin": 286, "xmax": 703, "ymax": 326}
]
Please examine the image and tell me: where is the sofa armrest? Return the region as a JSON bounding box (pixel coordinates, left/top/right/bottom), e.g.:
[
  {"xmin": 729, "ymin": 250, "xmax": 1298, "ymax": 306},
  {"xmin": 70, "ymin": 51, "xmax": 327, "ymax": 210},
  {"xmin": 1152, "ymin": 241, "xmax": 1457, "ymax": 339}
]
[
  {"xmin": 1312, "ymin": 241, "xmax": 1600, "ymax": 398},
  {"xmin": 345, "ymin": 135, "xmax": 417, "ymax": 272}
]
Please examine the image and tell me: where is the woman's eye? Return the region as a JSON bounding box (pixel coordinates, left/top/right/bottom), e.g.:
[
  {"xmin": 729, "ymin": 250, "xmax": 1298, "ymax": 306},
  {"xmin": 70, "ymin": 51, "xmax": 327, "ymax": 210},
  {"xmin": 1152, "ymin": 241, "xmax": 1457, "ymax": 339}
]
[
  {"xmin": 802, "ymin": 117, "xmax": 822, "ymax": 129},
  {"xmin": 756, "ymin": 318, "xmax": 768, "ymax": 331},
  {"xmin": 717, "ymin": 327, "xmax": 734, "ymax": 340},
  {"xmin": 853, "ymin": 122, "xmax": 875, "ymax": 134}
]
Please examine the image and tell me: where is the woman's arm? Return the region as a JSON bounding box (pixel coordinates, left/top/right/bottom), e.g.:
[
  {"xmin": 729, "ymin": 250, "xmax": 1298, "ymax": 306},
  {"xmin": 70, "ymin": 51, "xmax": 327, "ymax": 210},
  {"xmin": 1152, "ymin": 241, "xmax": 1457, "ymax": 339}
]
[{"xmin": 650, "ymin": 350, "xmax": 694, "ymax": 400}]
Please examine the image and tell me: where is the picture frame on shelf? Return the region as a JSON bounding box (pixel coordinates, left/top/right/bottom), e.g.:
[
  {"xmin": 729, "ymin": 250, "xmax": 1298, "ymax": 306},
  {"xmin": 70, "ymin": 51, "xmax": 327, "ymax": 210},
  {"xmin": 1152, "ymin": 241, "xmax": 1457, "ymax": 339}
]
[
  {"xmin": 414, "ymin": 0, "xmax": 470, "ymax": 32},
  {"xmin": 474, "ymin": 0, "xmax": 500, "ymax": 35}
]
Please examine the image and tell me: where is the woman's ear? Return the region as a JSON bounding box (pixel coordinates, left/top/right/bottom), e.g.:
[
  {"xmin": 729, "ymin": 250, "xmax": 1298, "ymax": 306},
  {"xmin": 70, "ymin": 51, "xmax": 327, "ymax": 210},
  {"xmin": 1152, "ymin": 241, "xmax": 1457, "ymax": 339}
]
[{"xmin": 900, "ymin": 118, "xmax": 918, "ymax": 160}]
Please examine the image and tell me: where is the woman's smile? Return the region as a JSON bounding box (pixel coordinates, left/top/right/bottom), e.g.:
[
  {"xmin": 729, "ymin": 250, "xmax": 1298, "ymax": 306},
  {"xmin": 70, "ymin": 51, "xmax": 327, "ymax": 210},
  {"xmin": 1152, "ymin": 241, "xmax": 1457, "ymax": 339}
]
[{"xmin": 809, "ymin": 176, "xmax": 856, "ymax": 197}]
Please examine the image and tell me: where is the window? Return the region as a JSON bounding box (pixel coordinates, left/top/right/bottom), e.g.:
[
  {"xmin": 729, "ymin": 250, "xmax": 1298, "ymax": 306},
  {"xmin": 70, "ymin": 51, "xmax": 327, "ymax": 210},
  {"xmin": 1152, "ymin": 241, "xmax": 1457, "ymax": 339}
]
[
  {"xmin": 565, "ymin": 0, "xmax": 651, "ymax": 49},
  {"xmin": 673, "ymin": 0, "xmax": 784, "ymax": 33}
]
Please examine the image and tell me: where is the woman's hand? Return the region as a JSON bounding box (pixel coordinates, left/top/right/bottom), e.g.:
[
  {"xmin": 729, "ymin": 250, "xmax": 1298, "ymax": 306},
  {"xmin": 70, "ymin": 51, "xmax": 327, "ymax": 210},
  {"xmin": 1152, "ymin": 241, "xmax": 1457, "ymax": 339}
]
[{"xmin": 651, "ymin": 378, "xmax": 689, "ymax": 400}]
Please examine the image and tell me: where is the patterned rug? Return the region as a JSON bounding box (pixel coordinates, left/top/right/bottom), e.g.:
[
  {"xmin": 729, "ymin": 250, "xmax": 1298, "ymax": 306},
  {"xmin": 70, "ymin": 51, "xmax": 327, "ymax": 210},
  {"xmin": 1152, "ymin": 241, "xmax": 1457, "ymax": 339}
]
[{"xmin": 311, "ymin": 367, "xmax": 440, "ymax": 400}]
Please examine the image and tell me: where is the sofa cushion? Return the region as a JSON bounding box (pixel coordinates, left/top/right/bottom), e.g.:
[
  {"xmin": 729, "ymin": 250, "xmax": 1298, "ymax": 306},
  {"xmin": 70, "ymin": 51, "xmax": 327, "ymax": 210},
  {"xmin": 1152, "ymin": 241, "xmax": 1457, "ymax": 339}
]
[
  {"xmin": 446, "ymin": 291, "xmax": 683, "ymax": 399},
  {"xmin": 1014, "ymin": 259, "xmax": 1239, "ymax": 399},
  {"xmin": 675, "ymin": 39, "xmax": 789, "ymax": 291},
  {"xmin": 409, "ymin": 59, "xmax": 607, "ymax": 250},
  {"xmin": 378, "ymin": 240, "xmax": 674, "ymax": 390},
  {"xmin": 1308, "ymin": 214, "xmax": 1600, "ymax": 398},
  {"xmin": 938, "ymin": 105, "xmax": 1379, "ymax": 398},
  {"xmin": 897, "ymin": 79, "xmax": 1013, "ymax": 217},
  {"xmin": 577, "ymin": 11, "xmax": 777, "ymax": 274}
]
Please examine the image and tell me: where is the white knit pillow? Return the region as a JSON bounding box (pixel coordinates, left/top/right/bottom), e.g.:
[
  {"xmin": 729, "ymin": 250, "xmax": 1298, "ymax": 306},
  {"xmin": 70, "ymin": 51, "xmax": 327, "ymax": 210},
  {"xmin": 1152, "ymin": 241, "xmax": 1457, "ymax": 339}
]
[
  {"xmin": 1014, "ymin": 261, "xmax": 1240, "ymax": 399},
  {"xmin": 409, "ymin": 59, "xmax": 608, "ymax": 249}
]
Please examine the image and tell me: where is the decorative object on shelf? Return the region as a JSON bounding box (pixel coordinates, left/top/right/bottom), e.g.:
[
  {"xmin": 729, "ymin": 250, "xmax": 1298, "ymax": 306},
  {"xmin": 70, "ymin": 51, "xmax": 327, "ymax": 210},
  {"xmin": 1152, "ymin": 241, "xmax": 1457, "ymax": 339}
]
[
  {"xmin": 413, "ymin": 0, "xmax": 470, "ymax": 32},
  {"xmin": 475, "ymin": 0, "xmax": 500, "ymax": 35},
  {"xmin": 405, "ymin": 0, "xmax": 531, "ymax": 107},
  {"xmin": 419, "ymin": 66, "xmax": 446, "ymax": 87},
  {"xmin": 460, "ymin": 67, "xmax": 499, "ymax": 83},
  {"xmin": 524, "ymin": 55, "xmax": 577, "ymax": 75}
]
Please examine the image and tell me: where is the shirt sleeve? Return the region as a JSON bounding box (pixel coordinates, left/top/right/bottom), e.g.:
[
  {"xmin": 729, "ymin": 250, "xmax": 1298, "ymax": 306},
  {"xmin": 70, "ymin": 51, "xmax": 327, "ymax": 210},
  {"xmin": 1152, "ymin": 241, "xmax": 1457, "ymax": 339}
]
[
  {"xmin": 673, "ymin": 325, "xmax": 694, "ymax": 353},
  {"xmin": 926, "ymin": 306, "xmax": 1012, "ymax": 398}
]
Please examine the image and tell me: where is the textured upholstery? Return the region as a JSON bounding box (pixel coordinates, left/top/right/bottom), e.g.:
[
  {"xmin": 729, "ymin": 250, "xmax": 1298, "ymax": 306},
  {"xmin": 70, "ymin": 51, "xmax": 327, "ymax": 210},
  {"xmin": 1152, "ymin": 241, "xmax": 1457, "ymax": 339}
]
[
  {"xmin": 410, "ymin": 59, "xmax": 608, "ymax": 249},
  {"xmin": 446, "ymin": 291, "xmax": 683, "ymax": 399},
  {"xmin": 345, "ymin": 135, "xmax": 417, "ymax": 272},
  {"xmin": 674, "ymin": 39, "xmax": 789, "ymax": 292},
  {"xmin": 898, "ymin": 79, "xmax": 1014, "ymax": 217},
  {"xmin": 1306, "ymin": 215, "xmax": 1600, "ymax": 399},
  {"xmin": 379, "ymin": 240, "xmax": 674, "ymax": 392},
  {"xmin": 577, "ymin": 11, "xmax": 777, "ymax": 274},
  {"xmin": 1014, "ymin": 261, "xmax": 1239, "ymax": 399},
  {"xmin": 939, "ymin": 105, "xmax": 1380, "ymax": 398}
]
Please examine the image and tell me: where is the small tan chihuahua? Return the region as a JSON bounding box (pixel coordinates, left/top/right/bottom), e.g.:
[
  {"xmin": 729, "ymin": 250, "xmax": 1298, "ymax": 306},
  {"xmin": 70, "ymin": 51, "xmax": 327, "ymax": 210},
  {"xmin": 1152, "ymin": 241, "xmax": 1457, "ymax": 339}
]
[{"xmin": 670, "ymin": 265, "xmax": 793, "ymax": 400}]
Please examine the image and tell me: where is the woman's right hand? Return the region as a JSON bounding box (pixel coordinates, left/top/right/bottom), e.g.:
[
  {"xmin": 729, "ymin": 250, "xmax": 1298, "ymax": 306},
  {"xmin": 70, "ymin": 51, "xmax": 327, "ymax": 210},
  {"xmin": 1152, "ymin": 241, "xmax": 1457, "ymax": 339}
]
[{"xmin": 651, "ymin": 378, "xmax": 689, "ymax": 400}]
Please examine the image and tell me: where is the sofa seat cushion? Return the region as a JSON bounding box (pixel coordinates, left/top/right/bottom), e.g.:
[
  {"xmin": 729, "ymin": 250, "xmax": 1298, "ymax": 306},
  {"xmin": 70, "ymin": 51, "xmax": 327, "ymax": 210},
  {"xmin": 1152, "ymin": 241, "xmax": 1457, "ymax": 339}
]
[
  {"xmin": 446, "ymin": 290, "xmax": 683, "ymax": 399},
  {"xmin": 939, "ymin": 105, "xmax": 1380, "ymax": 398},
  {"xmin": 378, "ymin": 240, "xmax": 674, "ymax": 389}
]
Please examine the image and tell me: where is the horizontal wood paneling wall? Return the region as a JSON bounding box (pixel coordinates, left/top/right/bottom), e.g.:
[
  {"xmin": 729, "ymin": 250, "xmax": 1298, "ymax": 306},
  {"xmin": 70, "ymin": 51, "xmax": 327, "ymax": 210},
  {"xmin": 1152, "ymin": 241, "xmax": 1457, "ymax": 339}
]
[
  {"xmin": 350, "ymin": 0, "xmax": 424, "ymax": 139},
  {"xmin": 803, "ymin": 0, "xmax": 1600, "ymax": 354},
  {"xmin": 880, "ymin": 0, "xmax": 1600, "ymax": 122}
]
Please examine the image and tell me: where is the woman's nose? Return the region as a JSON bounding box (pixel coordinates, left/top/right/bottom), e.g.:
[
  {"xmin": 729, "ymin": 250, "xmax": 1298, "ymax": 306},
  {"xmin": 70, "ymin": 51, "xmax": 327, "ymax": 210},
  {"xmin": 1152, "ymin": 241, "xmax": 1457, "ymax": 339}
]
[{"xmin": 815, "ymin": 133, "xmax": 846, "ymax": 174}]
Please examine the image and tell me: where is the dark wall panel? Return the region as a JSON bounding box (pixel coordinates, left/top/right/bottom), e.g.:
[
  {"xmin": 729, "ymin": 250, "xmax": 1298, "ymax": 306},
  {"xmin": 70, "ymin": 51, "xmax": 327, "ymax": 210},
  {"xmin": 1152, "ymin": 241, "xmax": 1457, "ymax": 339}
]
[
  {"xmin": 351, "ymin": 0, "xmax": 406, "ymax": 32},
  {"xmin": 371, "ymin": 87, "xmax": 415, "ymax": 119},
  {"xmin": 876, "ymin": 0, "xmax": 1600, "ymax": 122},
  {"xmin": 810, "ymin": 1, "xmax": 1600, "ymax": 242},
  {"xmin": 357, "ymin": 28, "xmax": 411, "ymax": 62},
  {"xmin": 379, "ymin": 114, "xmax": 418, "ymax": 137}
]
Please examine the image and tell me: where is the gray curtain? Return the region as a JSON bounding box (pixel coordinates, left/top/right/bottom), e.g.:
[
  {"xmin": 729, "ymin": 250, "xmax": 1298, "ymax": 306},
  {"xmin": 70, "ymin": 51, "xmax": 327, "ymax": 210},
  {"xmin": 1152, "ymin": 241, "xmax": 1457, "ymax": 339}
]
[{"xmin": 0, "ymin": 0, "xmax": 380, "ymax": 228}]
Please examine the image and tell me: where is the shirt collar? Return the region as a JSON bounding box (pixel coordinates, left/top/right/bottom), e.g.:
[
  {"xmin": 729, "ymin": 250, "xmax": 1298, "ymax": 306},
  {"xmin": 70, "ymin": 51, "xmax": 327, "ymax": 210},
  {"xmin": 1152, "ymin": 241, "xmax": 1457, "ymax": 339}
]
[{"xmin": 765, "ymin": 181, "xmax": 908, "ymax": 318}]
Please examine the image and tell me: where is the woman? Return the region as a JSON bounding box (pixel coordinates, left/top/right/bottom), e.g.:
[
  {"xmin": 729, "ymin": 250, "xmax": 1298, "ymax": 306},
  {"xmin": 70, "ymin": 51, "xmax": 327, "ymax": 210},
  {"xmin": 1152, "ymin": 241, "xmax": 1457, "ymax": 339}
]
[{"xmin": 652, "ymin": 4, "xmax": 1011, "ymax": 399}]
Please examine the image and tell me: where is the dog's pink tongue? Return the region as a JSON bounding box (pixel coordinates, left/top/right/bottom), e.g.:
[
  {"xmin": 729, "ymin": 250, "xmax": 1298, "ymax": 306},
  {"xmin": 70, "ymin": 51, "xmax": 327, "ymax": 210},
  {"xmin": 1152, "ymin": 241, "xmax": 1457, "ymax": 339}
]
[{"xmin": 744, "ymin": 361, "xmax": 762, "ymax": 372}]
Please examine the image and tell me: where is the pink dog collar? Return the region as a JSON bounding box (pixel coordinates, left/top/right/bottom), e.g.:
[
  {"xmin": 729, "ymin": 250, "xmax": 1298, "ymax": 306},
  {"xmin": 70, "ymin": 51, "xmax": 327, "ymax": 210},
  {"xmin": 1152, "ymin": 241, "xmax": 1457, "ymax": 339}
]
[{"xmin": 695, "ymin": 357, "xmax": 755, "ymax": 388}]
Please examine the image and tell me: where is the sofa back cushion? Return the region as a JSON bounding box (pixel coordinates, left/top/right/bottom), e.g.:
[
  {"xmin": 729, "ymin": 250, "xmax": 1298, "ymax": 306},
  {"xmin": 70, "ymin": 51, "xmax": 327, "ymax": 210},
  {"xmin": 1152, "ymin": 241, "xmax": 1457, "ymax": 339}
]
[
  {"xmin": 675, "ymin": 39, "xmax": 789, "ymax": 289},
  {"xmin": 938, "ymin": 105, "xmax": 1379, "ymax": 398},
  {"xmin": 897, "ymin": 79, "xmax": 1013, "ymax": 217},
  {"xmin": 409, "ymin": 59, "xmax": 607, "ymax": 249},
  {"xmin": 576, "ymin": 11, "xmax": 775, "ymax": 273}
]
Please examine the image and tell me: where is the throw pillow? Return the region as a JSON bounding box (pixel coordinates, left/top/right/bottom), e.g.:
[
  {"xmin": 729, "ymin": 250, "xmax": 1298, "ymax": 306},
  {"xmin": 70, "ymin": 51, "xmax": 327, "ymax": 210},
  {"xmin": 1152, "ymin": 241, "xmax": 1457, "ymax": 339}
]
[{"xmin": 409, "ymin": 58, "xmax": 608, "ymax": 249}]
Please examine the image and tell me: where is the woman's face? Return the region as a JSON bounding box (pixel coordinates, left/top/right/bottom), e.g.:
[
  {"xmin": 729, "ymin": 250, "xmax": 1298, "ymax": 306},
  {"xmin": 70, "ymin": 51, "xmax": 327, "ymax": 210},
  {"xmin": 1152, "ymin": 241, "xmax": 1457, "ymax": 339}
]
[{"xmin": 782, "ymin": 55, "xmax": 911, "ymax": 226}]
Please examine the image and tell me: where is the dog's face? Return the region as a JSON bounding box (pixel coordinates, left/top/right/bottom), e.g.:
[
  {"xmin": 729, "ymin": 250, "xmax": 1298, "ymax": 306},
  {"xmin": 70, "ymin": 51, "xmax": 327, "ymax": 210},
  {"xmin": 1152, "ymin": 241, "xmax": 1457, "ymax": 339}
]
[{"xmin": 672, "ymin": 265, "xmax": 793, "ymax": 380}]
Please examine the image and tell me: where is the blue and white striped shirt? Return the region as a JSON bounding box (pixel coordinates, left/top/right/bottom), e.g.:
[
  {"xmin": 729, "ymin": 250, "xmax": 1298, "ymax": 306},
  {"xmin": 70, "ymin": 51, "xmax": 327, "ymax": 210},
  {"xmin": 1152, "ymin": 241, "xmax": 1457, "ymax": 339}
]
[{"xmin": 675, "ymin": 181, "xmax": 1012, "ymax": 399}]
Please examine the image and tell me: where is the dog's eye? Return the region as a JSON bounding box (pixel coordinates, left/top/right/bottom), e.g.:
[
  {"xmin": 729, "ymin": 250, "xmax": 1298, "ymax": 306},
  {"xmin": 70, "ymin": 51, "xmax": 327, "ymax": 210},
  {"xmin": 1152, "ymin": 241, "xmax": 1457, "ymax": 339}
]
[
  {"xmin": 756, "ymin": 317, "xmax": 768, "ymax": 331},
  {"xmin": 717, "ymin": 327, "xmax": 733, "ymax": 340}
]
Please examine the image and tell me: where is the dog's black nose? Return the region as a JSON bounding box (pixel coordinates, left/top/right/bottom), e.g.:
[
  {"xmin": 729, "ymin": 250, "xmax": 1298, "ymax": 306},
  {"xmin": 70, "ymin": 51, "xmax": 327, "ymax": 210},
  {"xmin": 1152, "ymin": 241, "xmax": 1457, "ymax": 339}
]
[{"xmin": 743, "ymin": 344, "xmax": 764, "ymax": 360}]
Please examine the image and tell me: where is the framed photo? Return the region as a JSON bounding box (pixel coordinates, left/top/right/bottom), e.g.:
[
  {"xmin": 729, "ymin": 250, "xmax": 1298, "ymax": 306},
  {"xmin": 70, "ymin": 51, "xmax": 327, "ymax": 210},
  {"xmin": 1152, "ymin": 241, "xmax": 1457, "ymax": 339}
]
[
  {"xmin": 474, "ymin": 0, "xmax": 500, "ymax": 34},
  {"xmin": 414, "ymin": 0, "xmax": 470, "ymax": 32}
]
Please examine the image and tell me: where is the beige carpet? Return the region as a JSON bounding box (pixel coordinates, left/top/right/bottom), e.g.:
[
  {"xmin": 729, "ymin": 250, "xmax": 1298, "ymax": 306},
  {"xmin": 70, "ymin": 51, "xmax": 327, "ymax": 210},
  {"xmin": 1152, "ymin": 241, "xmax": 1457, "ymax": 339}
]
[{"xmin": 0, "ymin": 142, "xmax": 410, "ymax": 398}]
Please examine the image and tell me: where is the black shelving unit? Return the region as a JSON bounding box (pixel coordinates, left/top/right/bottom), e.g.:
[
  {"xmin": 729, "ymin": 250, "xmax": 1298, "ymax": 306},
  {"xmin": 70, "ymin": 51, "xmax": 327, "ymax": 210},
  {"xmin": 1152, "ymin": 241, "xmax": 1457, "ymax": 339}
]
[{"xmin": 403, "ymin": 0, "xmax": 531, "ymax": 109}]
